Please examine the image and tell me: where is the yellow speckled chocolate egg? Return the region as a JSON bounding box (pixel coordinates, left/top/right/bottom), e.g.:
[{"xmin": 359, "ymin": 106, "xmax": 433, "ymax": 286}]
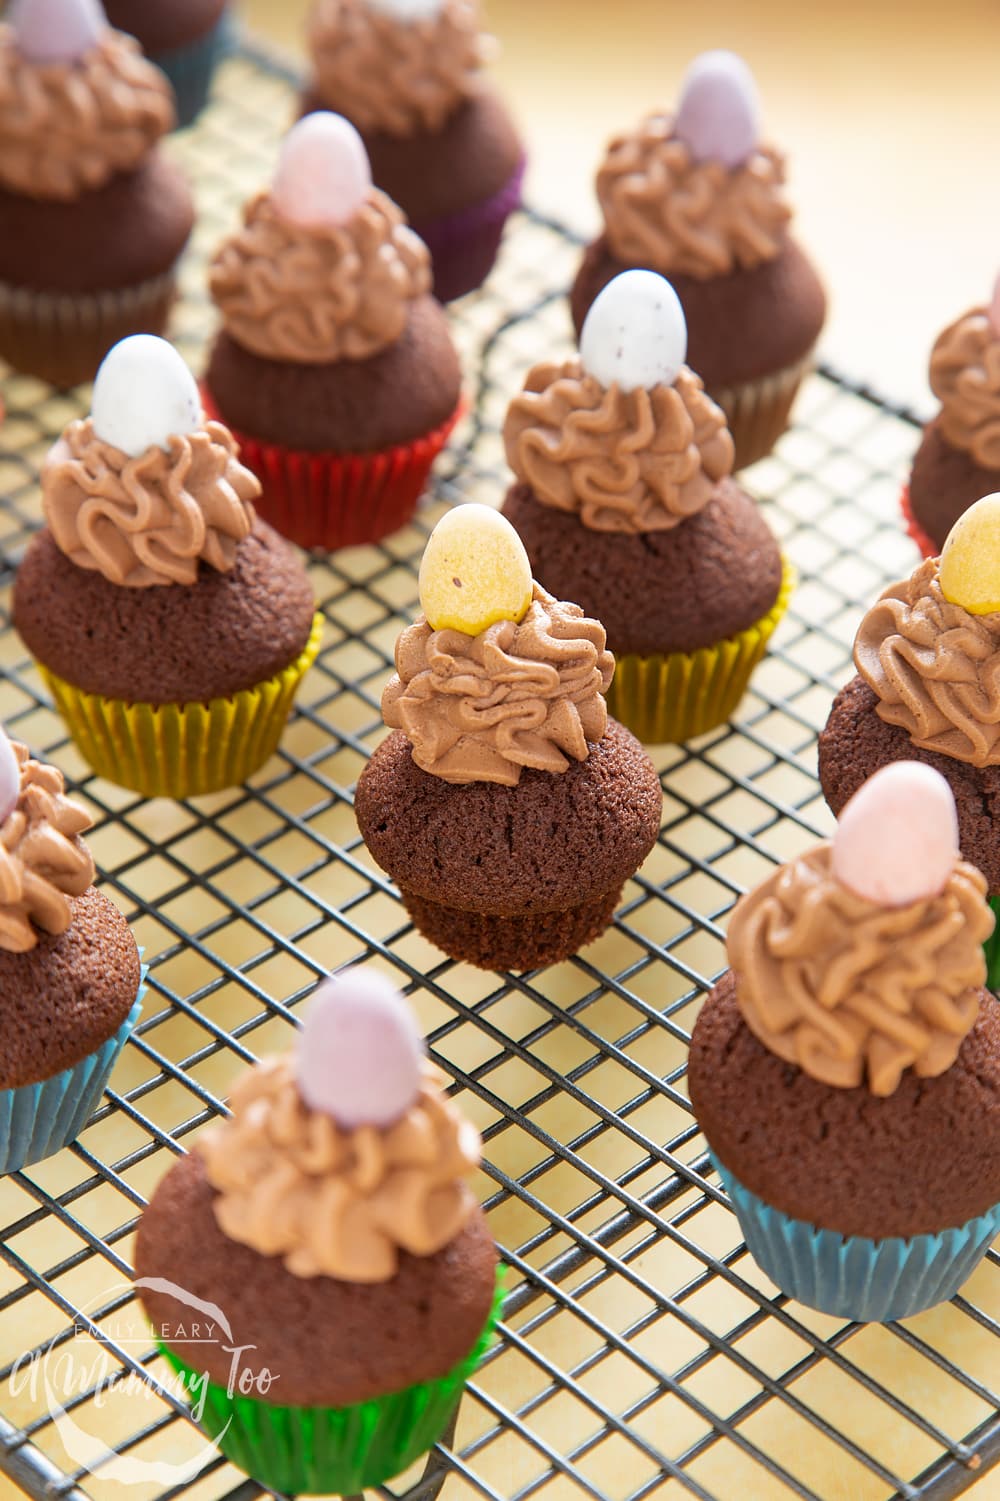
[
  {"xmin": 939, "ymin": 493, "xmax": 1000, "ymax": 614},
  {"xmin": 418, "ymin": 504, "xmax": 533, "ymax": 634}
]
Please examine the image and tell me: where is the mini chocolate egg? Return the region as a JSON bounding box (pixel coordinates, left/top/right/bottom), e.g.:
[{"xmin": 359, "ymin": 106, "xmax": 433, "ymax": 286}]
[
  {"xmin": 10, "ymin": 0, "xmax": 104, "ymax": 64},
  {"xmin": 297, "ymin": 968, "xmax": 424, "ymax": 1129},
  {"xmin": 939, "ymin": 493, "xmax": 1000, "ymax": 615},
  {"xmin": 272, "ymin": 113, "xmax": 372, "ymax": 230},
  {"xmin": 580, "ymin": 270, "xmax": 687, "ymax": 393},
  {"xmin": 91, "ymin": 336, "xmax": 201, "ymax": 459},
  {"xmin": 831, "ymin": 762, "xmax": 959, "ymax": 907},
  {"xmin": 366, "ymin": 0, "xmax": 444, "ymax": 17},
  {"xmin": 0, "ymin": 730, "xmax": 19, "ymax": 825},
  {"xmin": 419, "ymin": 504, "xmax": 533, "ymax": 635},
  {"xmin": 674, "ymin": 50, "xmax": 761, "ymax": 169}
]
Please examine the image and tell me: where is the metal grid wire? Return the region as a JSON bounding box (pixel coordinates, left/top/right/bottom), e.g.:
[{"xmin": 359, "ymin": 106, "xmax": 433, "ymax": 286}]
[{"xmin": 0, "ymin": 37, "xmax": 998, "ymax": 1501}]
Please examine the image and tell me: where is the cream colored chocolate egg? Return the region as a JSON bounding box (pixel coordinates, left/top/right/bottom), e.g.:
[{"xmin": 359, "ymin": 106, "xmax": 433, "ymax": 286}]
[{"xmin": 418, "ymin": 504, "xmax": 533, "ymax": 635}]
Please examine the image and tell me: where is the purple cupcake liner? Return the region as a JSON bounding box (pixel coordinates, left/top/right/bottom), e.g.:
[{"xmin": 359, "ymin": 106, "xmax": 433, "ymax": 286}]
[
  {"xmin": 0, "ymin": 970, "xmax": 145, "ymax": 1175},
  {"xmin": 412, "ymin": 157, "xmax": 526, "ymax": 303}
]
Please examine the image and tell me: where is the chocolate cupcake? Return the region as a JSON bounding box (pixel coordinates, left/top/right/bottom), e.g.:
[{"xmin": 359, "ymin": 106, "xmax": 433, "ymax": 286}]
[
  {"xmin": 302, "ymin": 0, "xmax": 524, "ymax": 302},
  {"xmin": 690, "ymin": 761, "xmax": 1000, "ymax": 1322},
  {"xmin": 101, "ymin": 0, "xmax": 228, "ymax": 127},
  {"xmin": 569, "ymin": 51, "xmax": 826, "ymax": 469},
  {"xmin": 0, "ymin": 729, "xmax": 144, "ymax": 1173},
  {"xmin": 136, "ymin": 968, "xmax": 500, "ymax": 1495},
  {"xmin": 819, "ymin": 494, "xmax": 1000, "ymax": 981},
  {"xmin": 204, "ymin": 112, "xmax": 463, "ymax": 551},
  {"xmin": 503, "ymin": 271, "xmax": 792, "ymax": 742},
  {"xmin": 0, "ymin": 0, "xmax": 193, "ymax": 387},
  {"xmin": 13, "ymin": 335, "xmax": 321, "ymax": 797},
  {"xmin": 354, "ymin": 504, "xmax": 662, "ymax": 970},
  {"xmin": 903, "ymin": 277, "xmax": 1000, "ymax": 556}
]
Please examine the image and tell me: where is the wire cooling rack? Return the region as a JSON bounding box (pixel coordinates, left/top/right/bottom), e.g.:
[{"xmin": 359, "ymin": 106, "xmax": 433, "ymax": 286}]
[{"xmin": 0, "ymin": 35, "xmax": 998, "ymax": 1501}]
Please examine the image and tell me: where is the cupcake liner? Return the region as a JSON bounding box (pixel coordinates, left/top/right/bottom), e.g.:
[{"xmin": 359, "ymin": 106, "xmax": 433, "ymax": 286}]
[
  {"xmin": 38, "ymin": 613, "xmax": 323, "ymax": 798},
  {"xmin": 710, "ymin": 353, "xmax": 815, "ymax": 471},
  {"xmin": 0, "ymin": 270, "xmax": 178, "ymax": 389},
  {"xmin": 401, "ymin": 883, "xmax": 623, "ymax": 971},
  {"xmin": 900, "ymin": 483, "xmax": 939, "ymax": 560},
  {"xmin": 149, "ymin": 12, "xmax": 230, "ymax": 129},
  {"xmin": 155, "ymin": 1268, "xmax": 503, "ymax": 1495},
  {"xmin": 985, "ymin": 896, "xmax": 1000, "ymax": 991},
  {"xmin": 713, "ymin": 1154, "xmax": 1000, "ymax": 1322},
  {"xmin": 413, "ymin": 158, "xmax": 527, "ymax": 303},
  {"xmin": 202, "ymin": 389, "xmax": 463, "ymax": 552},
  {"xmin": 605, "ymin": 558, "xmax": 795, "ymax": 743},
  {"xmin": 0, "ymin": 969, "xmax": 145, "ymax": 1175}
]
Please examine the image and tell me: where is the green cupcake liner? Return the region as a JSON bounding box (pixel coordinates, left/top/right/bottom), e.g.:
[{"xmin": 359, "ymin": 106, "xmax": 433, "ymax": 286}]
[
  {"xmin": 156, "ymin": 1268, "xmax": 503, "ymax": 1494},
  {"xmin": 985, "ymin": 896, "xmax": 1000, "ymax": 990},
  {"xmin": 605, "ymin": 558, "xmax": 795, "ymax": 743}
]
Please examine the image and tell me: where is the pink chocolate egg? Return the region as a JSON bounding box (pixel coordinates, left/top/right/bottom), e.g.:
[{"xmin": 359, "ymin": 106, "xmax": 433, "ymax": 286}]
[
  {"xmin": 673, "ymin": 50, "xmax": 761, "ymax": 169},
  {"xmin": 0, "ymin": 729, "xmax": 18, "ymax": 825},
  {"xmin": 296, "ymin": 968, "xmax": 424, "ymax": 1128},
  {"xmin": 10, "ymin": 0, "xmax": 105, "ymax": 64},
  {"xmin": 271, "ymin": 113, "xmax": 372, "ymax": 230},
  {"xmin": 831, "ymin": 762, "xmax": 960, "ymax": 907}
]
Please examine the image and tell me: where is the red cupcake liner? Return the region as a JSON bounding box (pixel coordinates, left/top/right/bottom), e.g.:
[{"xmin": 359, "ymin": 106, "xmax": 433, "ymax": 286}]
[
  {"xmin": 900, "ymin": 483, "xmax": 939, "ymax": 560},
  {"xmin": 201, "ymin": 389, "xmax": 463, "ymax": 551}
]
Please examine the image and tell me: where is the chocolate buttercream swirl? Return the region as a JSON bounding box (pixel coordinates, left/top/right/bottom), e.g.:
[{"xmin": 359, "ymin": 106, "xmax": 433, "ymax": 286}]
[
  {"xmin": 597, "ymin": 114, "xmax": 791, "ymax": 280},
  {"xmin": 383, "ymin": 584, "xmax": 614, "ymax": 785},
  {"xmin": 0, "ymin": 27, "xmax": 174, "ymax": 201},
  {"xmin": 929, "ymin": 309, "xmax": 1000, "ymax": 470},
  {"xmin": 200, "ymin": 1054, "xmax": 481, "ymax": 1283},
  {"xmin": 209, "ymin": 190, "xmax": 431, "ymax": 363},
  {"xmin": 729, "ymin": 843, "xmax": 991, "ymax": 1096},
  {"xmin": 503, "ymin": 359, "xmax": 733, "ymax": 533},
  {"xmin": 855, "ymin": 558, "xmax": 1000, "ymax": 768},
  {"xmin": 308, "ymin": 0, "xmax": 484, "ymax": 137},
  {"xmin": 0, "ymin": 742, "xmax": 95, "ymax": 954},
  {"xmin": 42, "ymin": 418, "xmax": 258, "ymax": 589}
]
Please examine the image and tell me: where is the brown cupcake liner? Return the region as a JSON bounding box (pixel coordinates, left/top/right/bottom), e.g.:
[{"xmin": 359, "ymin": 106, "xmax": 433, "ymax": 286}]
[
  {"xmin": 0, "ymin": 270, "xmax": 178, "ymax": 388},
  {"xmin": 401, "ymin": 884, "xmax": 623, "ymax": 971},
  {"xmin": 709, "ymin": 353, "xmax": 815, "ymax": 470}
]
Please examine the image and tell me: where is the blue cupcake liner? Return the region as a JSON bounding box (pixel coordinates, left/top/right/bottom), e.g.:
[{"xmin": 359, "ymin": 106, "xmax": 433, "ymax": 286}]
[
  {"xmin": 0, "ymin": 968, "xmax": 145, "ymax": 1176},
  {"xmin": 151, "ymin": 12, "xmax": 230, "ymax": 130},
  {"xmin": 712, "ymin": 1153, "xmax": 1000, "ymax": 1323}
]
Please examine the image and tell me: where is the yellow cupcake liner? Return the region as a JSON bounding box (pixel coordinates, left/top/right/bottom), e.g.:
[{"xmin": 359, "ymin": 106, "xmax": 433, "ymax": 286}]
[
  {"xmin": 39, "ymin": 613, "xmax": 323, "ymax": 798},
  {"xmin": 605, "ymin": 560, "xmax": 795, "ymax": 743},
  {"xmin": 711, "ymin": 354, "xmax": 815, "ymax": 471}
]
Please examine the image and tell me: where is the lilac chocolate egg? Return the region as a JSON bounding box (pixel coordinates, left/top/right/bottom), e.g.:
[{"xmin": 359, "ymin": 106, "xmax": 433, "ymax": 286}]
[
  {"xmin": 297, "ymin": 968, "xmax": 425, "ymax": 1129},
  {"xmin": 0, "ymin": 730, "xmax": 19, "ymax": 826},
  {"xmin": 10, "ymin": 0, "xmax": 105, "ymax": 64},
  {"xmin": 674, "ymin": 50, "xmax": 761, "ymax": 169}
]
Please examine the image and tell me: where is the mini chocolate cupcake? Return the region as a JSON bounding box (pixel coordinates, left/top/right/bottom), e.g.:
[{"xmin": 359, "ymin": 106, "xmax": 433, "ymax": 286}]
[
  {"xmin": 503, "ymin": 271, "xmax": 792, "ymax": 742},
  {"xmin": 136, "ymin": 968, "xmax": 500, "ymax": 1495},
  {"xmin": 0, "ymin": 728, "xmax": 144, "ymax": 1173},
  {"xmin": 0, "ymin": 0, "xmax": 193, "ymax": 387},
  {"xmin": 570, "ymin": 51, "xmax": 826, "ymax": 469},
  {"xmin": 819, "ymin": 494, "xmax": 1000, "ymax": 981},
  {"xmin": 204, "ymin": 112, "xmax": 463, "ymax": 551},
  {"xmin": 690, "ymin": 761, "xmax": 1000, "ymax": 1322},
  {"xmin": 354, "ymin": 504, "xmax": 662, "ymax": 970},
  {"xmin": 13, "ymin": 335, "xmax": 321, "ymax": 798},
  {"xmin": 302, "ymin": 0, "xmax": 524, "ymax": 302},
  {"xmin": 903, "ymin": 277, "xmax": 1000, "ymax": 557},
  {"xmin": 102, "ymin": 0, "xmax": 228, "ymax": 127}
]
